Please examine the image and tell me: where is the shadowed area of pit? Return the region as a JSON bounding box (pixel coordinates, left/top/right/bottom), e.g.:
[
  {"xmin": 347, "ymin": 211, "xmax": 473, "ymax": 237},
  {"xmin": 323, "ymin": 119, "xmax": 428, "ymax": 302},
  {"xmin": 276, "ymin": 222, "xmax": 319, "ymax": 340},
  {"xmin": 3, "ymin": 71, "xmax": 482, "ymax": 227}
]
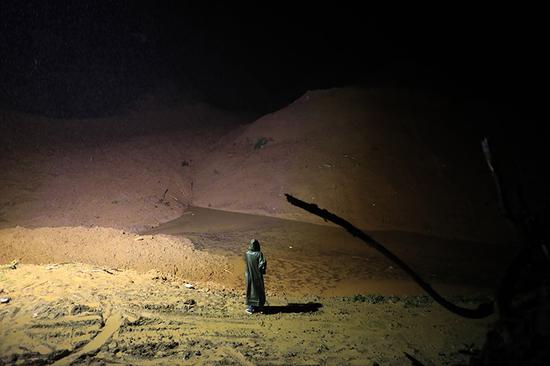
[{"xmin": 145, "ymin": 206, "xmax": 518, "ymax": 296}]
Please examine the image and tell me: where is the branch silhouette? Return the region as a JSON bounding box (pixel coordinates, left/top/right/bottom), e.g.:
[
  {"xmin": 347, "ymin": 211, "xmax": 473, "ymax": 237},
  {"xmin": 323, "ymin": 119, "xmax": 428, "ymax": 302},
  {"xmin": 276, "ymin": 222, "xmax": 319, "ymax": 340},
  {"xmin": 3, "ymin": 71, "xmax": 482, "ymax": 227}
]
[{"xmin": 285, "ymin": 193, "xmax": 494, "ymax": 319}]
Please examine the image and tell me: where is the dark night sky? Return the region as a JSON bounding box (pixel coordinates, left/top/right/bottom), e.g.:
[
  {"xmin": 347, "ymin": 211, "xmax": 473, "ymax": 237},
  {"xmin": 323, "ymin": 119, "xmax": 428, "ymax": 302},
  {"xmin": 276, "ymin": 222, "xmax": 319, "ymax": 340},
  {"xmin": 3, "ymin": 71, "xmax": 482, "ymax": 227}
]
[{"xmin": 0, "ymin": 2, "xmax": 545, "ymax": 118}]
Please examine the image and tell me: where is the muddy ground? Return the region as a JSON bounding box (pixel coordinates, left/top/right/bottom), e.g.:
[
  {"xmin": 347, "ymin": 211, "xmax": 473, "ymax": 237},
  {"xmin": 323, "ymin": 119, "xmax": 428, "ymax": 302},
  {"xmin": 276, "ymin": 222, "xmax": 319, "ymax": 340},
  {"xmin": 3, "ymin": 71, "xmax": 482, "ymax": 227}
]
[
  {"xmin": 146, "ymin": 207, "xmax": 515, "ymax": 297},
  {"xmin": 1, "ymin": 263, "xmax": 494, "ymax": 366},
  {"xmin": 0, "ymin": 207, "xmax": 516, "ymax": 365},
  {"xmin": 0, "ymin": 88, "xmax": 521, "ymax": 364}
]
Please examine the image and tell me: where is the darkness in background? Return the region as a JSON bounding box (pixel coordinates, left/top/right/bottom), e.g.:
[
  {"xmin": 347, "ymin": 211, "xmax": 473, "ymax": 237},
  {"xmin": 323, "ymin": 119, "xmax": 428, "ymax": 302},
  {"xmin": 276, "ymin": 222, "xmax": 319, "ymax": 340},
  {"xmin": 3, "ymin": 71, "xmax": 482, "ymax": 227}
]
[
  {"xmin": 1, "ymin": 2, "xmax": 547, "ymax": 222},
  {"xmin": 0, "ymin": 3, "xmax": 544, "ymax": 116}
]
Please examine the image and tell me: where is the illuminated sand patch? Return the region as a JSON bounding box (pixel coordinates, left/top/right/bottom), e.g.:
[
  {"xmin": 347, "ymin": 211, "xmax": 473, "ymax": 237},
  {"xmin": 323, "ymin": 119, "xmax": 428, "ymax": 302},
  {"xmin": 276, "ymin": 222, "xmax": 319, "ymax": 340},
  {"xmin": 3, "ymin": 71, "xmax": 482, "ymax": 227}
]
[
  {"xmin": 0, "ymin": 263, "xmax": 492, "ymax": 365},
  {"xmin": 0, "ymin": 226, "xmax": 231, "ymax": 285}
]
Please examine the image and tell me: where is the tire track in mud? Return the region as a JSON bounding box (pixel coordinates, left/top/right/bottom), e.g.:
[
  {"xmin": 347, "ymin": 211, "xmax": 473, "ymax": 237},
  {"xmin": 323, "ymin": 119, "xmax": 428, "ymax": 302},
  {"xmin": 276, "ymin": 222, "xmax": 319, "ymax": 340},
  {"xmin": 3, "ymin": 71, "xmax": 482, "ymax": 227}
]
[
  {"xmin": 0, "ymin": 303, "xmax": 111, "ymax": 364},
  {"xmin": 102, "ymin": 313, "xmax": 263, "ymax": 364},
  {"xmin": 1, "ymin": 263, "xmax": 493, "ymax": 365},
  {"xmin": 219, "ymin": 346, "xmax": 256, "ymax": 366},
  {"xmin": 51, "ymin": 312, "xmax": 123, "ymax": 366}
]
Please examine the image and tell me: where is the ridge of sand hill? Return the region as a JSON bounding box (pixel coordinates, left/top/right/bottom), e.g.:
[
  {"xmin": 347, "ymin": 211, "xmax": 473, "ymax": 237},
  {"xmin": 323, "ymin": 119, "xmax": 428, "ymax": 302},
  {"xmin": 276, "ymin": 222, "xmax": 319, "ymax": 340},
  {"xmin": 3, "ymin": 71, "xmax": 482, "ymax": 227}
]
[
  {"xmin": 0, "ymin": 226, "xmax": 232, "ymax": 286},
  {"xmin": 0, "ymin": 101, "xmax": 255, "ymax": 231},
  {"xmin": 1, "ymin": 88, "xmax": 511, "ymax": 241},
  {"xmin": 192, "ymin": 87, "xmax": 510, "ymax": 241}
]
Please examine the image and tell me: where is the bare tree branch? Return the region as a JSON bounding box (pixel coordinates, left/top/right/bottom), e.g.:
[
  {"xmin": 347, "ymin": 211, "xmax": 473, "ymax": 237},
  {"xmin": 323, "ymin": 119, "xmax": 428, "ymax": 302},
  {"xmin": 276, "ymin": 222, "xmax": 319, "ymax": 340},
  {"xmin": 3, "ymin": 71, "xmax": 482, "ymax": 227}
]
[{"xmin": 285, "ymin": 193, "xmax": 494, "ymax": 319}]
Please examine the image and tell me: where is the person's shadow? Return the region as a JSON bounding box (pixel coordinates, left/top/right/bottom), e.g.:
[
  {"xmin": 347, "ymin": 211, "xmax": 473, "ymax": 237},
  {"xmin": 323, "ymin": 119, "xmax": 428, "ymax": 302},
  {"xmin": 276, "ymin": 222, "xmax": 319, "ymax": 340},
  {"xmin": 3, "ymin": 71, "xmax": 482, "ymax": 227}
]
[{"xmin": 261, "ymin": 302, "xmax": 322, "ymax": 315}]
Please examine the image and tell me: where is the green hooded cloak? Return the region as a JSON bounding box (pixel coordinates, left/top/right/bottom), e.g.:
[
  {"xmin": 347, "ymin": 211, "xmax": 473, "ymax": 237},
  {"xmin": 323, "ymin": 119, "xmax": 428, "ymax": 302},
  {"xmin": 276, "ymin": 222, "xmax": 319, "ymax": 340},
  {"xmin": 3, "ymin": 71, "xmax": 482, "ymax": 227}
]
[{"xmin": 245, "ymin": 239, "xmax": 267, "ymax": 307}]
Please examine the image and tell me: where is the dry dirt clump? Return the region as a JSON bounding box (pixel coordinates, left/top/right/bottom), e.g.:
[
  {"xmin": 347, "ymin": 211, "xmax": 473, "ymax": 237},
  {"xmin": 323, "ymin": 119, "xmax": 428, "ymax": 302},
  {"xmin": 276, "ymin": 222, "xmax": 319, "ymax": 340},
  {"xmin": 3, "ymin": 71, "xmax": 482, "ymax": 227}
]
[{"xmin": 0, "ymin": 226, "xmax": 231, "ymax": 285}]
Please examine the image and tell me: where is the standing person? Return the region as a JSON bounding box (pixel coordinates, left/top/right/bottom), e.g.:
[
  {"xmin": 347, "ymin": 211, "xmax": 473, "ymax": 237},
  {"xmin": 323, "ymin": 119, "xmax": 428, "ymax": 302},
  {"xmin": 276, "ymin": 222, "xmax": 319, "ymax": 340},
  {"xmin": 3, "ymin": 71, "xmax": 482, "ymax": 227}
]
[{"xmin": 245, "ymin": 239, "xmax": 267, "ymax": 314}]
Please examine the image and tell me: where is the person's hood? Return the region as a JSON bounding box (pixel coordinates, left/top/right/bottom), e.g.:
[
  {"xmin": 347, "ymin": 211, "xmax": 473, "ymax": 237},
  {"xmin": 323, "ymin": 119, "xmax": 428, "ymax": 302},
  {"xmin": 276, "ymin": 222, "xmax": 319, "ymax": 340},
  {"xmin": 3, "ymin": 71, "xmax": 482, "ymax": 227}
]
[{"xmin": 248, "ymin": 239, "xmax": 261, "ymax": 252}]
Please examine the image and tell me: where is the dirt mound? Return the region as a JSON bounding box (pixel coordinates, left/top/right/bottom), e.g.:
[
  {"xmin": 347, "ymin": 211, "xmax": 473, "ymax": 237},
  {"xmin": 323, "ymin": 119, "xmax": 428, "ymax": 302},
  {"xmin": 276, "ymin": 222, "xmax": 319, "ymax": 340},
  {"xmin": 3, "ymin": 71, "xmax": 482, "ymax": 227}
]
[
  {"xmin": 0, "ymin": 226, "xmax": 230, "ymax": 284},
  {"xmin": 192, "ymin": 87, "xmax": 509, "ymax": 241},
  {"xmin": 1, "ymin": 87, "xmax": 511, "ymax": 241},
  {"xmin": 0, "ymin": 102, "xmax": 254, "ymax": 230}
]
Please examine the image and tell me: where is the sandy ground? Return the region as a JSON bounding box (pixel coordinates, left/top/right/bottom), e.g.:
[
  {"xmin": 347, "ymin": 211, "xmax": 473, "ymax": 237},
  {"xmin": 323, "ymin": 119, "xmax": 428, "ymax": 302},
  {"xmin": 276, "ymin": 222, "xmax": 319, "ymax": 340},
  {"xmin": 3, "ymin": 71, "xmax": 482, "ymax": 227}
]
[
  {"xmin": 0, "ymin": 101, "xmax": 255, "ymax": 231},
  {"xmin": 146, "ymin": 206, "xmax": 515, "ymax": 297},
  {"xmin": 192, "ymin": 88, "xmax": 512, "ymax": 242},
  {"xmin": 0, "ymin": 208, "xmax": 515, "ymax": 299},
  {"xmin": 0, "ymin": 227, "xmax": 231, "ymax": 287},
  {"xmin": 0, "ymin": 210, "xmax": 514, "ymax": 364},
  {"xmin": 1, "ymin": 262, "xmax": 494, "ymax": 366},
  {"xmin": 0, "ymin": 88, "xmax": 521, "ymax": 364}
]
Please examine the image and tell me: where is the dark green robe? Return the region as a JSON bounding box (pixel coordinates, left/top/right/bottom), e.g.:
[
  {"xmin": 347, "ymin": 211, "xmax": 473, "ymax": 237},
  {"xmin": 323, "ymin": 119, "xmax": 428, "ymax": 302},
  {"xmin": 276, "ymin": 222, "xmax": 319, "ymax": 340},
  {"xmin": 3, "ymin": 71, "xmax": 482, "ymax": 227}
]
[{"xmin": 245, "ymin": 240, "xmax": 267, "ymax": 307}]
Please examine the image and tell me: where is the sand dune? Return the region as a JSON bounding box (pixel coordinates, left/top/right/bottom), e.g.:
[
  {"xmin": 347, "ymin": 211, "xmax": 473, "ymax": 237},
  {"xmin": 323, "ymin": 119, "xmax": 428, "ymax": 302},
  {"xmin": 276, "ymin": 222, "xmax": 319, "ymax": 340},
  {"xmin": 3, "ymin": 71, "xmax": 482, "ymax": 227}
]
[
  {"xmin": 193, "ymin": 87, "xmax": 510, "ymax": 241},
  {"xmin": 1, "ymin": 87, "xmax": 511, "ymax": 240},
  {"xmin": 0, "ymin": 101, "xmax": 254, "ymax": 230}
]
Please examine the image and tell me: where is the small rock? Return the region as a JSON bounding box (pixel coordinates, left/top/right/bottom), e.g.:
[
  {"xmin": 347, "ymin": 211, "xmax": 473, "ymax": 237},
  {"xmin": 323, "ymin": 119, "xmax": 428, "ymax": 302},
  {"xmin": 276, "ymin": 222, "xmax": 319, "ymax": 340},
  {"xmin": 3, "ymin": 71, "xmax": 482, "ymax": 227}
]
[
  {"xmin": 183, "ymin": 351, "xmax": 191, "ymax": 360},
  {"xmin": 0, "ymin": 297, "xmax": 11, "ymax": 304},
  {"xmin": 184, "ymin": 283, "xmax": 195, "ymax": 289},
  {"xmin": 195, "ymin": 350, "xmax": 201, "ymax": 356}
]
